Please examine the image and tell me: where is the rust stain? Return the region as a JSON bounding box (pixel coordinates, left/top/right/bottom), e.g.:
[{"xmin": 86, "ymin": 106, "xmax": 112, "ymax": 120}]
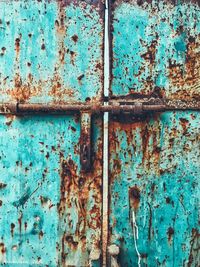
[
  {"xmin": 180, "ymin": 118, "xmax": 189, "ymax": 134},
  {"xmin": 58, "ymin": 130, "xmax": 102, "ymax": 264},
  {"xmin": 72, "ymin": 34, "xmax": 78, "ymax": 43},
  {"xmin": 0, "ymin": 183, "xmax": 7, "ymax": 189},
  {"xmin": 0, "ymin": 243, "xmax": 6, "ymax": 254},
  {"xmin": 15, "ymin": 36, "xmax": 21, "ymax": 55},
  {"xmin": 18, "ymin": 212, "xmax": 23, "ymax": 235},
  {"xmin": 110, "ymin": 114, "xmax": 162, "ymax": 173},
  {"xmin": 168, "ymin": 35, "xmax": 200, "ymax": 100},
  {"xmin": 167, "ymin": 226, "xmax": 174, "ymax": 244},
  {"xmin": 129, "ymin": 186, "xmax": 140, "ymax": 210},
  {"xmin": 10, "ymin": 223, "xmax": 15, "ymax": 238},
  {"xmin": 188, "ymin": 228, "xmax": 200, "ymax": 267}
]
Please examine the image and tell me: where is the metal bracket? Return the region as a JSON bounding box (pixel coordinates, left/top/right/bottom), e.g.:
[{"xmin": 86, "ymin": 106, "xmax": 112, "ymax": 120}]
[{"xmin": 80, "ymin": 112, "xmax": 92, "ymax": 172}]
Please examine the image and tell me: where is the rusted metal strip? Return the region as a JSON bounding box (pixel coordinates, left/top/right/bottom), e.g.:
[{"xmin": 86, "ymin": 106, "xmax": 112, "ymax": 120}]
[
  {"xmin": 80, "ymin": 112, "xmax": 92, "ymax": 171},
  {"xmin": 0, "ymin": 100, "xmax": 200, "ymax": 115}
]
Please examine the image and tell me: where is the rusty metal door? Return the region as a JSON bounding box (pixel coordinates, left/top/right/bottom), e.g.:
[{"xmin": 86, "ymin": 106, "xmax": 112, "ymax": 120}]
[
  {"xmin": 108, "ymin": 1, "xmax": 200, "ymax": 266},
  {"xmin": 0, "ymin": 1, "xmax": 104, "ymax": 266}
]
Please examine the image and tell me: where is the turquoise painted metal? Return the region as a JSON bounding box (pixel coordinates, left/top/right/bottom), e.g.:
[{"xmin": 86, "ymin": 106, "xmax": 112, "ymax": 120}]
[
  {"xmin": 0, "ymin": 0, "xmax": 104, "ymax": 266},
  {"xmin": 108, "ymin": 0, "xmax": 200, "ymax": 266},
  {"xmin": 109, "ymin": 111, "xmax": 199, "ymax": 266},
  {"xmin": 110, "ymin": 0, "xmax": 200, "ymax": 100},
  {"xmin": 0, "ymin": 0, "xmax": 104, "ymax": 103}
]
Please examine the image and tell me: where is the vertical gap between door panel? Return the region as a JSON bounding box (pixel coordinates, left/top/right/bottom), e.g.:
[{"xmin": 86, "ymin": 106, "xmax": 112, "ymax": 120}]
[{"xmin": 103, "ymin": 0, "xmax": 109, "ymax": 265}]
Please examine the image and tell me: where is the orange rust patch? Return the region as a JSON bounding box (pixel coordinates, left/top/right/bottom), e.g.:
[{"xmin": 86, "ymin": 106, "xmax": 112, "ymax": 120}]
[
  {"xmin": 168, "ymin": 35, "xmax": 200, "ymax": 100},
  {"xmin": 58, "ymin": 134, "xmax": 102, "ymax": 262}
]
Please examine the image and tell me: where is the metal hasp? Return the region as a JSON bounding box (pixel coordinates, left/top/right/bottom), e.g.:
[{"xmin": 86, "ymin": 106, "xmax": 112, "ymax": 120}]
[
  {"xmin": 0, "ymin": 99, "xmax": 200, "ymax": 114},
  {"xmin": 80, "ymin": 112, "xmax": 92, "ymax": 171},
  {"xmin": 0, "ymin": 99, "xmax": 200, "ymax": 172}
]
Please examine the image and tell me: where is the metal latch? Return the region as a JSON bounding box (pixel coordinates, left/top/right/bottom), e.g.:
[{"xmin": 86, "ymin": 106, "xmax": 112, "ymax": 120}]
[
  {"xmin": 0, "ymin": 98, "xmax": 200, "ymax": 171},
  {"xmin": 80, "ymin": 112, "xmax": 91, "ymax": 172}
]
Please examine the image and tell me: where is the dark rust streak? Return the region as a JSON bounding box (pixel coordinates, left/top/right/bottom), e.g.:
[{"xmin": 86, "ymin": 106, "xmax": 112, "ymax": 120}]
[
  {"xmin": 0, "ymin": 243, "xmax": 6, "ymax": 254},
  {"xmin": 167, "ymin": 227, "xmax": 174, "ymax": 244},
  {"xmin": 18, "ymin": 212, "xmax": 23, "ymax": 235},
  {"xmin": 10, "ymin": 223, "xmax": 15, "ymax": 237},
  {"xmin": 147, "ymin": 202, "xmax": 152, "ymax": 241},
  {"xmin": 0, "ymin": 183, "xmax": 7, "ymax": 189},
  {"xmin": 129, "ymin": 186, "xmax": 140, "ymax": 210},
  {"xmin": 188, "ymin": 228, "xmax": 200, "ymax": 267}
]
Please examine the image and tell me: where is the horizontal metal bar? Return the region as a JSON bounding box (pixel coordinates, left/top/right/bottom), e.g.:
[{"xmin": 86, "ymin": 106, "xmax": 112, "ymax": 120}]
[{"xmin": 0, "ymin": 100, "xmax": 199, "ymax": 115}]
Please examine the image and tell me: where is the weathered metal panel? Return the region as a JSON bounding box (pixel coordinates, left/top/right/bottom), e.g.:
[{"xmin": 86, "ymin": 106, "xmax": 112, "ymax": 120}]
[
  {"xmin": 108, "ymin": 111, "xmax": 200, "ymax": 266},
  {"xmin": 0, "ymin": 114, "xmax": 103, "ymax": 266},
  {"xmin": 0, "ymin": 0, "xmax": 104, "ymax": 266},
  {"xmin": 0, "ymin": 0, "xmax": 104, "ymax": 103},
  {"xmin": 110, "ymin": 0, "xmax": 200, "ymax": 100},
  {"xmin": 109, "ymin": 1, "xmax": 200, "ymax": 266}
]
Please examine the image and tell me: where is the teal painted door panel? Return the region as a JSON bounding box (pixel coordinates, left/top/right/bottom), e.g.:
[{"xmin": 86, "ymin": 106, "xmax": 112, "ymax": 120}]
[
  {"xmin": 0, "ymin": 0, "xmax": 104, "ymax": 103},
  {"xmin": 0, "ymin": 114, "xmax": 103, "ymax": 266},
  {"xmin": 108, "ymin": 111, "xmax": 200, "ymax": 266},
  {"xmin": 109, "ymin": 1, "xmax": 200, "ymax": 266},
  {"xmin": 110, "ymin": 0, "xmax": 200, "ymax": 100},
  {"xmin": 0, "ymin": 0, "xmax": 104, "ymax": 266}
]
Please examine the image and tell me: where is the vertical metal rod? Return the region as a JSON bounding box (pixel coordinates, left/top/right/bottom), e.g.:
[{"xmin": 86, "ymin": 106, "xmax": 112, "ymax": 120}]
[
  {"xmin": 103, "ymin": 0, "xmax": 110, "ymax": 265},
  {"xmin": 80, "ymin": 112, "xmax": 92, "ymax": 171}
]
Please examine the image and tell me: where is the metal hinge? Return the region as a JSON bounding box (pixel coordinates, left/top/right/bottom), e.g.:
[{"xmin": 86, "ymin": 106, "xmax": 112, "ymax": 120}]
[{"xmin": 0, "ymin": 98, "xmax": 199, "ymax": 171}]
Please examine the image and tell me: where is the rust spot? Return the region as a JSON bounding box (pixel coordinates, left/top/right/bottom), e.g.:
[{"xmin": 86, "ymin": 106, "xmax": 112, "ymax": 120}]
[
  {"xmin": 39, "ymin": 230, "xmax": 44, "ymax": 239},
  {"xmin": 8, "ymin": 77, "xmax": 42, "ymax": 102},
  {"xmin": 188, "ymin": 228, "xmax": 200, "ymax": 267},
  {"xmin": 0, "ymin": 200, "xmax": 2, "ymax": 207},
  {"xmin": 180, "ymin": 118, "xmax": 189, "ymax": 134},
  {"xmin": 70, "ymin": 50, "xmax": 76, "ymax": 65},
  {"xmin": 141, "ymin": 39, "xmax": 157, "ymax": 65},
  {"xmin": 10, "ymin": 223, "xmax": 15, "ymax": 237},
  {"xmin": 40, "ymin": 196, "xmax": 49, "ymax": 206},
  {"xmin": 0, "ymin": 183, "xmax": 7, "ymax": 189},
  {"xmin": 71, "ymin": 34, "xmax": 78, "ymax": 43},
  {"xmin": 77, "ymin": 74, "xmax": 85, "ymax": 84},
  {"xmin": 24, "ymin": 222, "xmax": 27, "ymax": 231},
  {"xmin": 0, "ymin": 243, "xmax": 6, "ymax": 254},
  {"xmin": 65, "ymin": 235, "xmax": 79, "ymax": 250},
  {"xmin": 167, "ymin": 227, "xmax": 174, "ymax": 243},
  {"xmin": 18, "ymin": 212, "xmax": 23, "ymax": 234},
  {"xmin": 41, "ymin": 43, "xmax": 45, "ymax": 50},
  {"xmin": 129, "ymin": 186, "xmax": 140, "ymax": 210},
  {"xmin": 15, "ymin": 37, "xmax": 20, "ymax": 54}
]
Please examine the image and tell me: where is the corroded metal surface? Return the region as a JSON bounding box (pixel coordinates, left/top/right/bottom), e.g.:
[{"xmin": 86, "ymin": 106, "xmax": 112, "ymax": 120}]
[
  {"xmin": 0, "ymin": 0, "xmax": 104, "ymax": 266},
  {"xmin": 110, "ymin": 0, "xmax": 200, "ymax": 100},
  {"xmin": 0, "ymin": 115, "xmax": 103, "ymax": 266},
  {"xmin": 108, "ymin": 111, "xmax": 200, "ymax": 266},
  {"xmin": 0, "ymin": 0, "xmax": 104, "ymax": 103},
  {"xmin": 109, "ymin": 1, "xmax": 200, "ymax": 266},
  {"xmin": 1, "ymin": 98, "xmax": 200, "ymax": 115}
]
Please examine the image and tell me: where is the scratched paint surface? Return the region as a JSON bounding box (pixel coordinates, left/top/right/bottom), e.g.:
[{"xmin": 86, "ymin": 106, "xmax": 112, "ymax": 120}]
[
  {"xmin": 110, "ymin": 0, "xmax": 200, "ymax": 99},
  {"xmin": 108, "ymin": 111, "xmax": 200, "ymax": 266},
  {"xmin": 0, "ymin": 0, "xmax": 104, "ymax": 103},
  {"xmin": 0, "ymin": 115, "xmax": 103, "ymax": 266}
]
